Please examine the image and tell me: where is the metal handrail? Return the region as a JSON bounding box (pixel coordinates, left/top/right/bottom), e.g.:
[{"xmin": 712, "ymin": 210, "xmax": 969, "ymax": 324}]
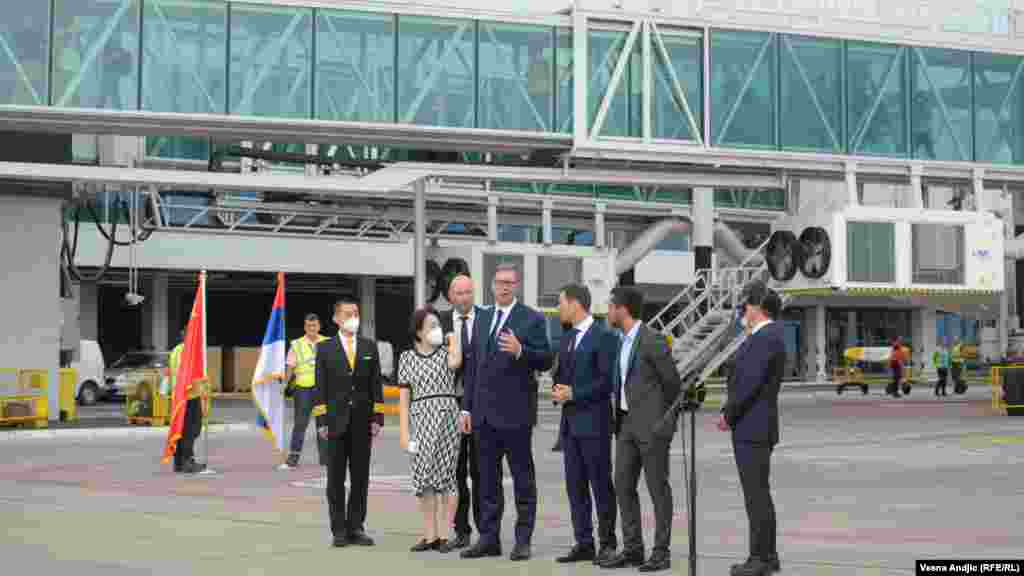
[
  {"xmin": 649, "ymin": 269, "xmax": 709, "ymax": 333},
  {"xmin": 695, "ymin": 292, "xmax": 793, "ymax": 384}
]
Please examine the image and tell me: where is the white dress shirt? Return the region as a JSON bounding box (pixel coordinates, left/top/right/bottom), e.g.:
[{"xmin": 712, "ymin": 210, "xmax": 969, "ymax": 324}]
[
  {"xmin": 619, "ymin": 322, "xmax": 641, "ymax": 411},
  {"xmin": 751, "ymin": 319, "xmax": 772, "ymax": 336},
  {"xmin": 454, "ymin": 307, "xmax": 475, "ymax": 344},
  {"xmin": 572, "ymin": 315, "xmax": 594, "ymax": 350}
]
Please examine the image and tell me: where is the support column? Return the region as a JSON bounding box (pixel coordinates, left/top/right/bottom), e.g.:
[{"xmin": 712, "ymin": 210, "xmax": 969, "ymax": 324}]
[
  {"xmin": 693, "ymin": 186, "xmax": 713, "ymax": 271},
  {"xmin": 846, "ymin": 310, "xmax": 858, "ymax": 346},
  {"xmin": 845, "ymin": 161, "xmax": 858, "ymax": 205},
  {"xmin": 815, "ymin": 304, "xmax": 827, "ymax": 383},
  {"xmin": 594, "ymin": 202, "xmax": 606, "ymax": 249},
  {"xmin": 802, "ymin": 307, "xmax": 816, "ymax": 380},
  {"xmin": 1002, "ymin": 187, "xmax": 1014, "ymax": 358},
  {"xmin": 0, "ymin": 195, "xmax": 63, "ymax": 420},
  {"xmin": 542, "ymin": 199, "xmax": 553, "ymax": 246},
  {"xmin": 305, "ymin": 144, "xmax": 319, "ymax": 177},
  {"xmin": 360, "ymin": 276, "xmax": 376, "ymax": 340},
  {"xmin": 414, "ymin": 179, "xmax": 427, "ymax": 308},
  {"xmin": 143, "ymin": 272, "xmax": 169, "ymax": 352},
  {"xmin": 78, "ymin": 282, "xmax": 100, "ymax": 342},
  {"xmin": 487, "ymin": 195, "xmax": 498, "ymax": 244},
  {"xmin": 913, "ymin": 307, "xmax": 938, "ymax": 383},
  {"xmin": 909, "ymin": 164, "xmax": 924, "ymax": 209},
  {"xmin": 973, "ymin": 168, "xmax": 986, "ymax": 213}
]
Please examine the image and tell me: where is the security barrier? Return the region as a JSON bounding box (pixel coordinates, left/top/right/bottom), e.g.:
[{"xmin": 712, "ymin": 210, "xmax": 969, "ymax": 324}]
[
  {"xmin": 58, "ymin": 368, "xmax": 77, "ymax": 422},
  {"xmin": 990, "ymin": 365, "xmax": 1024, "ymax": 416},
  {"xmin": 125, "ymin": 369, "xmax": 169, "ymax": 426},
  {"xmin": 0, "ymin": 369, "xmax": 48, "ymax": 428}
]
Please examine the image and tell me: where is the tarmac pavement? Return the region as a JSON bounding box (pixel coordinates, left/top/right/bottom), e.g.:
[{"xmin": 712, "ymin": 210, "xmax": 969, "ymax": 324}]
[{"xmin": 1, "ymin": 386, "xmax": 1021, "ymax": 575}]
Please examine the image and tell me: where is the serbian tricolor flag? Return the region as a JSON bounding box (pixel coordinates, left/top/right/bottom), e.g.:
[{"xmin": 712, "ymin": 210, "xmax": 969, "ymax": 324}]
[
  {"xmin": 162, "ymin": 271, "xmax": 207, "ymax": 464},
  {"xmin": 251, "ymin": 272, "xmax": 287, "ymax": 452}
]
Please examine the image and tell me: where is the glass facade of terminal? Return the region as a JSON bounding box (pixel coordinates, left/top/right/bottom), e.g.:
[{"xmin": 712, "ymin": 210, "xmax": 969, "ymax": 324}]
[{"xmin": 2, "ymin": 0, "xmax": 1022, "ymax": 165}]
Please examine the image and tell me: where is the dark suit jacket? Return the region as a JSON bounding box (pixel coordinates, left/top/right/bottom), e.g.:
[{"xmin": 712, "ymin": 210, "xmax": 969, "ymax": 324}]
[
  {"xmin": 556, "ymin": 320, "xmax": 616, "ymax": 438},
  {"xmin": 313, "ymin": 333, "xmax": 385, "ymax": 435},
  {"xmin": 613, "ymin": 324, "xmax": 683, "ymax": 444},
  {"xmin": 722, "ymin": 321, "xmax": 785, "ymax": 445},
  {"xmin": 463, "ymin": 302, "xmax": 552, "ymax": 429},
  {"xmin": 440, "ymin": 307, "xmax": 480, "ymax": 398}
]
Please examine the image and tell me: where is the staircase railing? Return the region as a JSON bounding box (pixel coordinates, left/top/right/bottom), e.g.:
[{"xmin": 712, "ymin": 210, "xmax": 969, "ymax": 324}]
[{"xmin": 694, "ymin": 292, "xmax": 793, "ymax": 385}]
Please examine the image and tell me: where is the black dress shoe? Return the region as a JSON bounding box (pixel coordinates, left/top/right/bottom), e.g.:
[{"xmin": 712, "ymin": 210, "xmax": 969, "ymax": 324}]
[
  {"xmin": 410, "ymin": 538, "xmax": 442, "ymax": 552},
  {"xmin": 440, "ymin": 533, "xmax": 470, "ymax": 552},
  {"xmin": 347, "ymin": 531, "xmax": 374, "ymax": 546},
  {"xmin": 593, "ymin": 547, "xmax": 617, "ymax": 565},
  {"xmin": 461, "ymin": 542, "xmax": 502, "ymax": 559},
  {"xmin": 638, "ymin": 551, "xmax": 670, "ymax": 572},
  {"xmin": 332, "ymin": 536, "xmax": 348, "ymax": 548},
  {"xmin": 510, "ymin": 543, "xmax": 531, "ymax": 561},
  {"xmin": 556, "ymin": 544, "xmax": 595, "ymax": 563},
  {"xmin": 599, "ymin": 549, "xmax": 646, "ymax": 568},
  {"xmin": 730, "ymin": 558, "xmax": 773, "ymax": 576}
]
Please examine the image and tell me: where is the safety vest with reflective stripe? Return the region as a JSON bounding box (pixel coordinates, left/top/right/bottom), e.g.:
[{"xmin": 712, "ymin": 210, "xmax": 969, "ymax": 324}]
[
  {"xmin": 291, "ymin": 336, "xmax": 326, "ymax": 388},
  {"xmin": 951, "ymin": 344, "xmax": 963, "ymax": 365},
  {"xmin": 169, "ymin": 343, "xmax": 203, "ymax": 400}
]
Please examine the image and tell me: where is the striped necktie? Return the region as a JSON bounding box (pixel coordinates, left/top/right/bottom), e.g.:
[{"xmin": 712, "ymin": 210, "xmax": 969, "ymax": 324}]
[{"xmin": 345, "ymin": 335, "xmax": 355, "ymax": 369}]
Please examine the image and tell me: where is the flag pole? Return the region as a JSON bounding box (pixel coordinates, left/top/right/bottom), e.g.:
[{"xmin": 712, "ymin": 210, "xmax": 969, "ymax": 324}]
[{"xmin": 198, "ymin": 270, "xmax": 216, "ymax": 475}]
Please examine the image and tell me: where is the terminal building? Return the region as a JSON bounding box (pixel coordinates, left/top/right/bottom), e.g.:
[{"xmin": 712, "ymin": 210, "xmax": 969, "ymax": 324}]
[{"xmin": 1, "ymin": 0, "xmax": 1023, "ymax": 418}]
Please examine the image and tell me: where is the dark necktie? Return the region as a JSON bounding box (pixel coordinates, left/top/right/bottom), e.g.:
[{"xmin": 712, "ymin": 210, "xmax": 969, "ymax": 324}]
[
  {"xmin": 459, "ymin": 314, "xmax": 471, "ymax": 353},
  {"xmin": 563, "ymin": 328, "xmax": 579, "ymax": 381}
]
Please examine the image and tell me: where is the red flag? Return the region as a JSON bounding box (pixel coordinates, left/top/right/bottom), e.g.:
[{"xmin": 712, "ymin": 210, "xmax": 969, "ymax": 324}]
[{"xmin": 162, "ymin": 272, "xmax": 207, "ymax": 464}]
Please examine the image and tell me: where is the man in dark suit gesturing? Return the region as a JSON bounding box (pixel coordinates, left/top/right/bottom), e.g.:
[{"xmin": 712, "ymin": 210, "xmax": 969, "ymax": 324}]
[
  {"xmin": 718, "ymin": 281, "xmax": 785, "ymax": 576},
  {"xmin": 438, "ymin": 274, "xmax": 502, "ymax": 551},
  {"xmin": 459, "ymin": 263, "xmax": 552, "ymax": 561},
  {"xmin": 313, "ymin": 299, "xmax": 385, "ymax": 548},
  {"xmin": 552, "ymin": 284, "xmax": 618, "ymax": 565},
  {"xmin": 601, "ymin": 286, "xmax": 681, "ymax": 572}
]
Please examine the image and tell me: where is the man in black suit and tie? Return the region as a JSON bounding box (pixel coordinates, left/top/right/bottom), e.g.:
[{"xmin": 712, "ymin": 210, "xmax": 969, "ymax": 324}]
[
  {"xmin": 438, "ymin": 274, "xmax": 503, "ymax": 551},
  {"xmin": 313, "ymin": 299, "xmax": 385, "ymax": 548},
  {"xmin": 600, "ymin": 286, "xmax": 682, "ymax": 572},
  {"xmin": 459, "ymin": 262, "xmax": 553, "ymax": 561},
  {"xmin": 552, "ymin": 284, "xmax": 618, "ymax": 565},
  {"xmin": 718, "ymin": 281, "xmax": 785, "ymax": 576}
]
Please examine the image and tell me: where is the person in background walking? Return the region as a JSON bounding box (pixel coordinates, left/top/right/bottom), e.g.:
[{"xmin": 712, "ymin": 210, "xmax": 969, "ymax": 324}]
[
  {"xmin": 282, "ymin": 313, "xmax": 328, "ymax": 469},
  {"xmin": 397, "ymin": 306, "xmax": 463, "ymax": 551},
  {"xmin": 887, "ymin": 338, "xmax": 905, "ymax": 398},
  {"xmin": 951, "ymin": 338, "xmax": 967, "ymax": 394},
  {"xmin": 933, "ymin": 340, "xmax": 950, "ymax": 397}
]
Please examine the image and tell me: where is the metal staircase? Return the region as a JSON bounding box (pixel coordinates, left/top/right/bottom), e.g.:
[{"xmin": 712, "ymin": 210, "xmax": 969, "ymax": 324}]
[{"xmin": 650, "ymin": 236, "xmax": 790, "ymax": 388}]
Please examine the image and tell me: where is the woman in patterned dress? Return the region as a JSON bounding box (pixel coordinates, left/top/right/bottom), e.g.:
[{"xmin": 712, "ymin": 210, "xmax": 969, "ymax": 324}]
[{"xmin": 397, "ymin": 305, "xmax": 463, "ymax": 551}]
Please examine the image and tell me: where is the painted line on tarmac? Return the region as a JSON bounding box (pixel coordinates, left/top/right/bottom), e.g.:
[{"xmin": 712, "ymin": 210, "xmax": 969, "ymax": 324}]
[{"xmin": 0, "ymin": 422, "xmax": 256, "ymax": 442}]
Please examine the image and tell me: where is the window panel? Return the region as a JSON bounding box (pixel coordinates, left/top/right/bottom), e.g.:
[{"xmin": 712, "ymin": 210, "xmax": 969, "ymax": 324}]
[
  {"xmin": 316, "ymin": 10, "xmax": 394, "ymax": 123},
  {"xmin": 910, "ymin": 47, "xmax": 972, "ymax": 161},
  {"xmin": 52, "ymin": 0, "xmax": 140, "ymax": 110},
  {"xmin": 589, "ymin": 28, "xmax": 640, "ymax": 138},
  {"xmin": 711, "ymin": 30, "xmax": 776, "ymax": 148},
  {"xmin": 973, "ymin": 52, "xmax": 1024, "ymax": 164},
  {"xmin": 142, "ymin": 0, "xmax": 226, "ymax": 114},
  {"xmin": 145, "ymin": 136, "xmax": 210, "ymax": 160},
  {"xmin": 912, "ymin": 223, "xmax": 964, "ymax": 284},
  {"xmin": 847, "ymin": 41, "xmax": 906, "ymax": 156},
  {"xmin": 847, "ymin": 221, "xmax": 895, "ymax": 283},
  {"xmin": 779, "ymin": 34, "xmax": 843, "ymax": 152},
  {"xmin": 652, "ymin": 30, "xmax": 702, "ymax": 141},
  {"xmin": 538, "ymin": 256, "xmax": 581, "ymax": 308},
  {"xmin": 478, "ymin": 22, "xmax": 553, "ymax": 132},
  {"xmin": 0, "ymin": 2, "xmax": 49, "ymax": 105},
  {"xmin": 397, "ymin": 16, "xmax": 475, "ymax": 128},
  {"xmin": 556, "ymin": 28, "xmax": 573, "ymax": 134},
  {"xmin": 229, "ymin": 4, "xmax": 313, "ymax": 118}
]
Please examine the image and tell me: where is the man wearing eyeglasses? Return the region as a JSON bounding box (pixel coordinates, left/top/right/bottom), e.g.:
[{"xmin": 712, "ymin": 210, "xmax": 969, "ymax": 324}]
[{"xmin": 718, "ymin": 281, "xmax": 785, "ymax": 576}]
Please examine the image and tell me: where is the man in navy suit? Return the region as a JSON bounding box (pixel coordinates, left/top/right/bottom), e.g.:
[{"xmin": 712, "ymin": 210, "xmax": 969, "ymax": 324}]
[
  {"xmin": 459, "ymin": 263, "xmax": 553, "ymax": 561},
  {"xmin": 551, "ymin": 284, "xmax": 618, "ymax": 565},
  {"xmin": 718, "ymin": 281, "xmax": 785, "ymax": 576}
]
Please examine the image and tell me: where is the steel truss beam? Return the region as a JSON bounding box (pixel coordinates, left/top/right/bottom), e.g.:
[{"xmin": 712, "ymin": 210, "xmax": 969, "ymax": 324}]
[{"xmin": 0, "ymin": 105, "xmax": 572, "ymax": 153}]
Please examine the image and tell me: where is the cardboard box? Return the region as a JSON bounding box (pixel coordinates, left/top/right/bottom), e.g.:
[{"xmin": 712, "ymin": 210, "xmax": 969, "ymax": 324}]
[
  {"xmin": 207, "ymin": 347, "xmax": 223, "ymax": 393},
  {"xmin": 222, "ymin": 347, "xmax": 261, "ymax": 393},
  {"xmin": 3, "ymin": 400, "xmax": 33, "ymax": 418}
]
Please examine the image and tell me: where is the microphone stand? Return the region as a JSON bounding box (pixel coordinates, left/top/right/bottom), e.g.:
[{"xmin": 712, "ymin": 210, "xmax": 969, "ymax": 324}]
[{"xmin": 655, "ymin": 380, "xmax": 704, "ymax": 576}]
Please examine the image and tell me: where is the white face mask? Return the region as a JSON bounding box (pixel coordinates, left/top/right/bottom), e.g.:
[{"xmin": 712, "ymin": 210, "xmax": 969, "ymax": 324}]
[
  {"xmin": 342, "ymin": 317, "xmax": 360, "ymax": 335},
  {"xmin": 427, "ymin": 327, "xmax": 444, "ymax": 347}
]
